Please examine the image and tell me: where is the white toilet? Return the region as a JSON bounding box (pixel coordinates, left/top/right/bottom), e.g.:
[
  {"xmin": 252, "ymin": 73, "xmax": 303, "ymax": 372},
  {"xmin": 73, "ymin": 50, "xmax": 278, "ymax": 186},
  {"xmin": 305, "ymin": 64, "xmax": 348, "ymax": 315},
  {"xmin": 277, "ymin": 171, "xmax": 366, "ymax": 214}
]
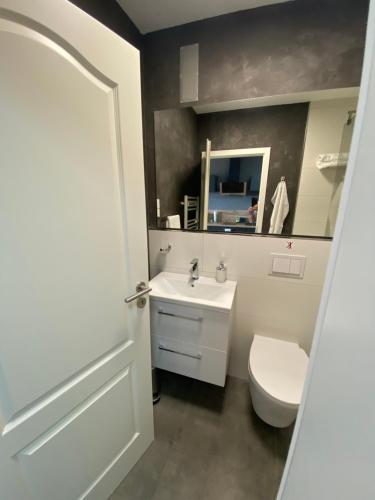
[{"xmin": 248, "ymin": 335, "xmax": 309, "ymax": 428}]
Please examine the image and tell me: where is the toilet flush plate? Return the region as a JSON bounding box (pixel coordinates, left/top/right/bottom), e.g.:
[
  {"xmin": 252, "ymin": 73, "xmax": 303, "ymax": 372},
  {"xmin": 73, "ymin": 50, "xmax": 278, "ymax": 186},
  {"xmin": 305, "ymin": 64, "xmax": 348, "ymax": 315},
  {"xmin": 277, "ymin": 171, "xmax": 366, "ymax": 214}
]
[{"xmin": 269, "ymin": 253, "xmax": 306, "ymax": 279}]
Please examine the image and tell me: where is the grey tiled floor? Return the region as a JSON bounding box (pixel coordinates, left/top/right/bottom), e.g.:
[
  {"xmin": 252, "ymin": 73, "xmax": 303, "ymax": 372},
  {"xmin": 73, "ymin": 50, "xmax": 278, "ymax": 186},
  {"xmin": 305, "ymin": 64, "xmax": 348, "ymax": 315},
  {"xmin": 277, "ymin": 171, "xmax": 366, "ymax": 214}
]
[{"xmin": 109, "ymin": 371, "xmax": 293, "ymax": 500}]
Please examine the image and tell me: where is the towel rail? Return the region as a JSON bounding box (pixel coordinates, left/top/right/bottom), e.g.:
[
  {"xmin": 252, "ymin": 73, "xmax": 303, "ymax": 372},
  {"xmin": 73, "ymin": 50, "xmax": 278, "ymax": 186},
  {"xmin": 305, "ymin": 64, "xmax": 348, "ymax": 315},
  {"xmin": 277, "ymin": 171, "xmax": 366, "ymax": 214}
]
[{"xmin": 181, "ymin": 195, "xmax": 200, "ymax": 230}]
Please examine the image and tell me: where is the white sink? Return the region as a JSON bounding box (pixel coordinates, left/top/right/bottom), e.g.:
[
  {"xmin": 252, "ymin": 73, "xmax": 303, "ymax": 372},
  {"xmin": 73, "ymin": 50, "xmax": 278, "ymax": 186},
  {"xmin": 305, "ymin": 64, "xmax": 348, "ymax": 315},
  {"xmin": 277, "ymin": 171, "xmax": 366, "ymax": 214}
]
[{"xmin": 149, "ymin": 272, "xmax": 237, "ymax": 312}]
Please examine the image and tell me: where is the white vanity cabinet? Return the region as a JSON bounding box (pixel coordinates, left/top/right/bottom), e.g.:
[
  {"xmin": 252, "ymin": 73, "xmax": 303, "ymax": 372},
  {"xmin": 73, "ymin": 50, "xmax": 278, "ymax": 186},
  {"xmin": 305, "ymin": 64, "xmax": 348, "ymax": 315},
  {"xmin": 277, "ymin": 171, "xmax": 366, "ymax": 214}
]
[{"xmin": 150, "ymin": 297, "xmax": 234, "ymax": 387}]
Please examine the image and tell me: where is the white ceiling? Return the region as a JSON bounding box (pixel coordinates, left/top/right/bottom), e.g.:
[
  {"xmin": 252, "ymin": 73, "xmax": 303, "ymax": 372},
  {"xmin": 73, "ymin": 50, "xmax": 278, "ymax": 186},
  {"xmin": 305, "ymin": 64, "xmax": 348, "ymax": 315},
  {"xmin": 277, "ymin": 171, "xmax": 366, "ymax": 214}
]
[{"xmin": 117, "ymin": 0, "xmax": 293, "ymax": 34}]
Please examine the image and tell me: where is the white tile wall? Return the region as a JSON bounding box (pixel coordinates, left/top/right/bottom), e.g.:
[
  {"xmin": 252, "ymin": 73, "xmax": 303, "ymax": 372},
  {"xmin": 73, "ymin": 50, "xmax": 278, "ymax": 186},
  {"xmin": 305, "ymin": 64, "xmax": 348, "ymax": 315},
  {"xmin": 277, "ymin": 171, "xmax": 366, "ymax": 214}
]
[
  {"xmin": 297, "ymin": 167, "xmax": 337, "ymax": 197},
  {"xmin": 148, "ymin": 230, "xmax": 331, "ymax": 379},
  {"xmin": 149, "ymin": 230, "xmax": 204, "ymax": 275},
  {"xmin": 293, "ymin": 218, "xmax": 327, "ymax": 237},
  {"xmin": 294, "ymin": 194, "xmax": 332, "ymax": 221}
]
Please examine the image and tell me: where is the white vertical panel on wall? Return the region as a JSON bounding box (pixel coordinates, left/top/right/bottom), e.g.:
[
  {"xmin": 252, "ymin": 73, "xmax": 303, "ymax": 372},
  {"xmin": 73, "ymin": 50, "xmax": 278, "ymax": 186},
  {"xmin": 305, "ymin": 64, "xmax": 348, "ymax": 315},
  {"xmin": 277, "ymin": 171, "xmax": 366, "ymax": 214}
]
[
  {"xmin": 148, "ymin": 230, "xmax": 331, "ymax": 379},
  {"xmin": 180, "ymin": 43, "xmax": 199, "ymax": 103}
]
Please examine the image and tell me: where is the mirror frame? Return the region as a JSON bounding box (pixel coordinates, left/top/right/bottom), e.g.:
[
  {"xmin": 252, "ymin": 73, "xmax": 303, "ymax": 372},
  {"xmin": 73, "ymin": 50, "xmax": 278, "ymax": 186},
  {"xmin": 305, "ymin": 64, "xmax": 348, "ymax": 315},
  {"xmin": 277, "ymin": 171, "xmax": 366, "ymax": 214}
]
[{"xmin": 201, "ymin": 147, "xmax": 271, "ymax": 233}]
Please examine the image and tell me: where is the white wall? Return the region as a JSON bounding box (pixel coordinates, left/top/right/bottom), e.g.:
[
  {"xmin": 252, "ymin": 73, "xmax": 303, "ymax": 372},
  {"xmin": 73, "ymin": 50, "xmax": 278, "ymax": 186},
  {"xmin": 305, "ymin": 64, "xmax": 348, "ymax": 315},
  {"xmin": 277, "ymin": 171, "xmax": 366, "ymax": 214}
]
[
  {"xmin": 148, "ymin": 229, "xmax": 331, "ymax": 379},
  {"xmin": 279, "ymin": 2, "xmax": 375, "ymax": 498},
  {"xmin": 293, "ymin": 97, "xmax": 357, "ymax": 237}
]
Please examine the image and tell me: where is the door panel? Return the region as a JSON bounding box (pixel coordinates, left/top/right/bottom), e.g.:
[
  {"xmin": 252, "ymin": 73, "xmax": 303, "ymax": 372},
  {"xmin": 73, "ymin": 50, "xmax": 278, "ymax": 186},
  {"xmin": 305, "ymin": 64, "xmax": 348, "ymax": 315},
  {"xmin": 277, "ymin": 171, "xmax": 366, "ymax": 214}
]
[
  {"xmin": 201, "ymin": 138, "xmax": 211, "ymax": 230},
  {"xmin": 17, "ymin": 369, "xmax": 136, "ymax": 500},
  {"xmin": 1, "ymin": 341, "xmax": 135, "ymax": 459},
  {"xmin": 0, "ymin": 2, "xmax": 153, "ymax": 499}
]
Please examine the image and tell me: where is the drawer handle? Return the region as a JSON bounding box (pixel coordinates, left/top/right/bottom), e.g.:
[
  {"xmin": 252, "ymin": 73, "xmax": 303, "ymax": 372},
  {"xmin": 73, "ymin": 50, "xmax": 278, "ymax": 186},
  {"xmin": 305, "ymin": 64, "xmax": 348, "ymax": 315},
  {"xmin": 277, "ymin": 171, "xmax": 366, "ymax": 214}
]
[
  {"xmin": 158, "ymin": 309, "xmax": 202, "ymax": 322},
  {"xmin": 158, "ymin": 344, "xmax": 202, "ymax": 360}
]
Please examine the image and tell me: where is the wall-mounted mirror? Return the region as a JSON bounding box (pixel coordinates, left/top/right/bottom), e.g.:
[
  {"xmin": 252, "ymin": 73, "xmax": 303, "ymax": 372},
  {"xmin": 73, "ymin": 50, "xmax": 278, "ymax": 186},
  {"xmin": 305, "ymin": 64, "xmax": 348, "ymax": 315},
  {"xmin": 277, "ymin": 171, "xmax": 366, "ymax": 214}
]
[{"xmin": 153, "ymin": 91, "xmax": 358, "ymax": 238}]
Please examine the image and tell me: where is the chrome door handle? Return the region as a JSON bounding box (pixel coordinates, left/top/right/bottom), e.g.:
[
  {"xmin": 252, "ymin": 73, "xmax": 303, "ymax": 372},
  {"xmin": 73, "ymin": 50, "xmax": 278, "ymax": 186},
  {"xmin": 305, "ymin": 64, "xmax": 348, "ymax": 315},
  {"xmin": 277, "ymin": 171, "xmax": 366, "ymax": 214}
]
[{"xmin": 124, "ymin": 282, "xmax": 152, "ymax": 304}]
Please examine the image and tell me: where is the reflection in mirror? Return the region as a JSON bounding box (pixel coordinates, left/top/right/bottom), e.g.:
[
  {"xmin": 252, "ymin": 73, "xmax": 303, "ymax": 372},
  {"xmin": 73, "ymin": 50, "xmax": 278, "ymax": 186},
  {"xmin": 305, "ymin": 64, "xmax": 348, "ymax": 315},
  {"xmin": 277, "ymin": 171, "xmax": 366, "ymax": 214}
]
[
  {"xmin": 293, "ymin": 99, "xmax": 356, "ymax": 237},
  {"xmin": 153, "ymin": 93, "xmax": 357, "ymax": 238},
  {"xmin": 326, "ymin": 111, "xmax": 355, "ymax": 236},
  {"xmin": 202, "ymin": 148, "xmax": 270, "ymax": 234}
]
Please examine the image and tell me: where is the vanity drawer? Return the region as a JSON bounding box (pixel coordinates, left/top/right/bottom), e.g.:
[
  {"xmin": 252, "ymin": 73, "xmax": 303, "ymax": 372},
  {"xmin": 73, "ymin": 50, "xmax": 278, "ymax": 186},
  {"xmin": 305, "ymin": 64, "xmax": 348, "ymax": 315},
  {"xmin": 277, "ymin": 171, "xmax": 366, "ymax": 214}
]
[
  {"xmin": 151, "ymin": 300, "xmax": 203, "ymax": 344},
  {"xmin": 151, "ymin": 334, "xmax": 227, "ymax": 387},
  {"xmin": 150, "ymin": 299, "xmax": 230, "ymax": 351}
]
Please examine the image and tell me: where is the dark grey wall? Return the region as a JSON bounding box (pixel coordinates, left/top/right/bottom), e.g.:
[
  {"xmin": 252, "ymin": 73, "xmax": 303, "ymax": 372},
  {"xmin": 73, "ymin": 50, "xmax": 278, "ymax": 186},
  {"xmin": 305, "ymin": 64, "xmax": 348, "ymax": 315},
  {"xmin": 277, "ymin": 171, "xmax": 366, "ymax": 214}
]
[
  {"xmin": 154, "ymin": 108, "xmax": 201, "ymax": 223},
  {"xmin": 67, "ymin": 0, "xmax": 368, "ymax": 229},
  {"xmin": 198, "ymin": 104, "xmax": 309, "ymax": 234},
  {"xmin": 143, "ymin": 0, "xmax": 368, "ymax": 110},
  {"xmin": 143, "ymin": 0, "xmax": 368, "ymax": 226}
]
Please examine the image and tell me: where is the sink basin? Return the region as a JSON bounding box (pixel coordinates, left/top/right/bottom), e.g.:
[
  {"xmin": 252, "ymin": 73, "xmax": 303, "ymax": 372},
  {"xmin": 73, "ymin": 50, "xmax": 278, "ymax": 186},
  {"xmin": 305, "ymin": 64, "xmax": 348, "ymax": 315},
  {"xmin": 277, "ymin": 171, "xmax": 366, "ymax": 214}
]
[{"xmin": 149, "ymin": 272, "xmax": 237, "ymax": 312}]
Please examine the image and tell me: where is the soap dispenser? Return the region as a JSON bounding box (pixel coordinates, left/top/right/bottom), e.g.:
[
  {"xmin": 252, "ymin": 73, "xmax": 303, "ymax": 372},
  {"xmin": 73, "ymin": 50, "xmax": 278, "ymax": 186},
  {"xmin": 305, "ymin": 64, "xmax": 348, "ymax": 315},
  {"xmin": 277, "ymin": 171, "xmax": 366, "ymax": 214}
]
[{"xmin": 216, "ymin": 261, "xmax": 227, "ymax": 283}]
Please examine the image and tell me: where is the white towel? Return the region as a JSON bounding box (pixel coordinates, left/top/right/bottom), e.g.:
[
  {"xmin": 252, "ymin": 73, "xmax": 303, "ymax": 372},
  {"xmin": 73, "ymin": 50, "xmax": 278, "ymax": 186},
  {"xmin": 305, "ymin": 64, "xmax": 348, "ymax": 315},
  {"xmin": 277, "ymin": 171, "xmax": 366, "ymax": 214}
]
[
  {"xmin": 269, "ymin": 181, "xmax": 289, "ymax": 234},
  {"xmin": 316, "ymin": 153, "xmax": 348, "ymax": 169},
  {"xmin": 166, "ymin": 215, "xmax": 181, "ymax": 229}
]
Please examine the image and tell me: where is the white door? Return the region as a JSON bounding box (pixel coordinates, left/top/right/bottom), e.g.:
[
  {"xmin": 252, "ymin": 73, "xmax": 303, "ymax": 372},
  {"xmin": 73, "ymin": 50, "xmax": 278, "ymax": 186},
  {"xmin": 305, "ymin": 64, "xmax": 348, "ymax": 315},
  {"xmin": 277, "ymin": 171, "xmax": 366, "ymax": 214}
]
[
  {"xmin": 200, "ymin": 138, "xmax": 211, "ymax": 230},
  {"xmin": 0, "ymin": 2, "xmax": 153, "ymax": 499}
]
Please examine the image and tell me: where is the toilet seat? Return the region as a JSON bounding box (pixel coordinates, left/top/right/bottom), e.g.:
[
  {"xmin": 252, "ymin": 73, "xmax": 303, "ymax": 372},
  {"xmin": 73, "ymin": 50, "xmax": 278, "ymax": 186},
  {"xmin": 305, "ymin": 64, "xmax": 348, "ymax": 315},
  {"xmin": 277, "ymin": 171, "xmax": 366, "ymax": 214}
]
[{"xmin": 249, "ymin": 335, "xmax": 308, "ymax": 406}]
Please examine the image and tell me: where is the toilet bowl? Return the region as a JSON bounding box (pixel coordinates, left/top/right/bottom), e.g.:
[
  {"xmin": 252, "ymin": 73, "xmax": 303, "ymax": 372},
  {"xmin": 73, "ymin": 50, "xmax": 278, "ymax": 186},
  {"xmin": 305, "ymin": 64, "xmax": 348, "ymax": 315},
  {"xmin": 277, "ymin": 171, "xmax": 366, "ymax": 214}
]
[{"xmin": 248, "ymin": 335, "xmax": 309, "ymax": 428}]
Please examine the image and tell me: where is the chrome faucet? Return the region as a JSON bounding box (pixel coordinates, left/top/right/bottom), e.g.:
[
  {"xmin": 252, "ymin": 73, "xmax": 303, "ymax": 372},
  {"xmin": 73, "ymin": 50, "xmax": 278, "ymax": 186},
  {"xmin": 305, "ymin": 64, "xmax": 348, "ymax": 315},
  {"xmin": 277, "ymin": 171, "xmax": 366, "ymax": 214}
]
[{"xmin": 189, "ymin": 258, "xmax": 199, "ymax": 287}]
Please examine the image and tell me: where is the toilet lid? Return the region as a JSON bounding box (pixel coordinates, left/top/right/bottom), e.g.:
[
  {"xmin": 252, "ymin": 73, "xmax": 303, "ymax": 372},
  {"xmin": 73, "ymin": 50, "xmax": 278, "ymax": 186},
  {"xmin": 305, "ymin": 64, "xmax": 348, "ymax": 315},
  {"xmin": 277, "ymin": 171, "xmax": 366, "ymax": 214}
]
[{"xmin": 249, "ymin": 335, "xmax": 309, "ymax": 406}]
